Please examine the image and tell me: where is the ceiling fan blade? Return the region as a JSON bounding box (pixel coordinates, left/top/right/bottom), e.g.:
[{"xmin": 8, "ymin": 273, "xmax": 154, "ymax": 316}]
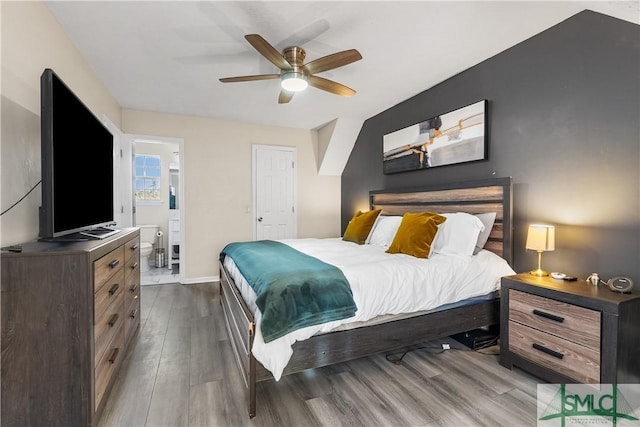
[
  {"xmin": 245, "ymin": 34, "xmax": 292, "ymax": 70},
  {"xmin": 307, "ymin": 75, "xmax": 356, "ymax": 97},
  {"xmin": 219, "ymin": 74, "xmax": 280, "ymax": 83},
  {"xmin": 278, "ymin": 90, "xmax": 294, "ymax": 104},
  {"xmin": 303, "ymin": 49, "xmax": 362, "ymax": 75}
]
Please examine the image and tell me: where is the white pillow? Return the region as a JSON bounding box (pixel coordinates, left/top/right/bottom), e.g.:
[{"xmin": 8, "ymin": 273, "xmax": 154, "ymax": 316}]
[
  {"xmin": 474, "ymin": 212, "xmax": 497, "ymax": 254},
  {"xmin": 432, "ymin": 212, "xmax": 485, "ymax": 256},
  {"xmin": 366, "ymin": 215, "xmax": 403, "ymax": 246}
]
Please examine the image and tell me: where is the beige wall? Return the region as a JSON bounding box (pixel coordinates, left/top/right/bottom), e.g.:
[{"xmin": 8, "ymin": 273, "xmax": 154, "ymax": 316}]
[
  {"xmin": 0, "ymin": 1, "xmax": 342, "ymax": 283},
  {"xmin": 122, "ymin": 109, "xmax": 341, "ymax": 281},
  {"xmin": 1, "ymin": 1, "xmax": 121, "ymax": 245}
]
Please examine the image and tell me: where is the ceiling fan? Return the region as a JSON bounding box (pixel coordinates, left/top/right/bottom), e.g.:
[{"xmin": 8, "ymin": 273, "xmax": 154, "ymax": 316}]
[{"xmin": 219, "ymin": 34, "xmax": 362, "ymax": 104}]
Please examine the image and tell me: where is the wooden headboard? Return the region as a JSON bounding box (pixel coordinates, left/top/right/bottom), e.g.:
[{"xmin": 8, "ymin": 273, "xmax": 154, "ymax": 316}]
[{"xmin": 370, "ymin": 177, "xmax": 513, "ymax": 265}]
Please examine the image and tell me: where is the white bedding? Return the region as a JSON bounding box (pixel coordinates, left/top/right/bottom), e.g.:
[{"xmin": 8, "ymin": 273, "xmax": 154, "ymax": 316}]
[{"xmin": 222, "ymin": 238, "xmax": 515, "ymax": 380}]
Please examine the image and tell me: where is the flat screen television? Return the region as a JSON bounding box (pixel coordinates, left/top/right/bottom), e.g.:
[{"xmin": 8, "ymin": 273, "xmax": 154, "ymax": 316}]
[{"xmin": 39, "ymin": 68, "xmax": 117, "ymax": 240}]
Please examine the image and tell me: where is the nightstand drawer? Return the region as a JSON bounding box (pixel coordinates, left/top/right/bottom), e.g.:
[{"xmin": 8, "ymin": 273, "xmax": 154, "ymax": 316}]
[
  {"xmin": 509, "ymin": 321, "xmax": 600, "ymax": 383},
  {"xmin": 509, "ymin": 289, "xmax": 600, "ymax": 350}
]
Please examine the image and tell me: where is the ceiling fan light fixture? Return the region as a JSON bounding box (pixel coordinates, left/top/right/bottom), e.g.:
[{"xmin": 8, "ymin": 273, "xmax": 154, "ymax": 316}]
[
  {"xmin": 281, "ymin": 72, "xmax": 308, "ymax": 92},
  {"xmin": 220, "ymin": 34, "xmax": 362, "ymax": 103}
]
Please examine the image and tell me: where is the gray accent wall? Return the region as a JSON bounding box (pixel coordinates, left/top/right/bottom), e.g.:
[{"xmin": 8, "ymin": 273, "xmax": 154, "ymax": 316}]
[{"xmin": 341, "ymin": 10, "xmax": 640, "ymax": 282}]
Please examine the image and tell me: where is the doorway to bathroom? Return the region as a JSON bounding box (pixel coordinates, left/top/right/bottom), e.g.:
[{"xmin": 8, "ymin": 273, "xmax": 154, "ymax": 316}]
[{"xmin": 128, "ymin": 135, "xmax": 185, "ymax": 286}]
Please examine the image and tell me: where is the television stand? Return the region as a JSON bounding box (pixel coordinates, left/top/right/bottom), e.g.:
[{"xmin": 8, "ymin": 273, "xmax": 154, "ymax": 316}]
[{"xmin": 80, "ymin": 227, "xmax": 120, "ymax": 239}]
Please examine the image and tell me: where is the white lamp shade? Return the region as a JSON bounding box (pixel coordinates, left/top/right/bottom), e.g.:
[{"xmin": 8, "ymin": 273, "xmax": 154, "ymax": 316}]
[{"xmin": 526, "ymin": 224, "xmax": 555, "ymax": 251}]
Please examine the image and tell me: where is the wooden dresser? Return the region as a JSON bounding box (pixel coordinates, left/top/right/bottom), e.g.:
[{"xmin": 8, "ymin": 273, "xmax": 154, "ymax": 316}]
[
  {"xmin": 500, "ymin": 274, "xmax": 640, "ymax": 384},
  {"xmin": 1, "ymin": 228, "xmax": 141, "ymax": 426}
]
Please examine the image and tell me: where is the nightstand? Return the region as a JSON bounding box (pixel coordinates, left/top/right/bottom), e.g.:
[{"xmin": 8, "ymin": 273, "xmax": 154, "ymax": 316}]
[{"xmin": 500, "ymin": 274, "xmax": 640, "ymax": 384}]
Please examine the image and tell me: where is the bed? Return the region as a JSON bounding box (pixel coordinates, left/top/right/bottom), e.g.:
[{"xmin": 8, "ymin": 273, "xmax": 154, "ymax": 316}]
[{"xmin": 219, "ymin": 177, "xmax": 513, "ymax": 418}]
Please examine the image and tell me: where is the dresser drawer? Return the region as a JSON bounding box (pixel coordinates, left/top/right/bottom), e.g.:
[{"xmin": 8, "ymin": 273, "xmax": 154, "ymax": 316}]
[
  {"xmin": 124, "ymin": 303, "xmax": 141, "ymax": 344},
  {"xmin": 94, "ymin": 246, "xmax": 125, "ymax": 291},
  {"xmin": 125, "ymin": 267, "xmax": 140, "ymax": 335},
  {"xmin": 94, "ymin": 292, "xmax": 124, "ymax": 365},
  {"xmin": 125, "ymin": 249, "xmax": 140, "ymax": 283},
  {"xmin": 95, "ymin": 269, "xmax": 124, "ymax": 322},
  {"xmin": 124, "ymin": 248, "xmax": 140, "ymax": 314},
  {"xmin": 95, "ymin": 322, "xmax": 124, "ymax": 409},
  {"xmin": 509, "ymin": 321, "xmax": 600, "ymax": 383},
  {"xmin": 125, "ymin": 236, "xmax": 140, "ymax": 262},
  {"xmin": 125, "ymin": 271, "xmax": 140, "ymax": 312},
  {"xmin": 509, "ymin": 289, "xmax": 600, "ymax": 350}
]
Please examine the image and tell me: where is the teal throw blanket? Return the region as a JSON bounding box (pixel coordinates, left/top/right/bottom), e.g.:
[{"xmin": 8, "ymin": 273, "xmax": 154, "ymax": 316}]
[{"xmin": 220, "ymin": 240, "xmax": 357, "ymax": 343}]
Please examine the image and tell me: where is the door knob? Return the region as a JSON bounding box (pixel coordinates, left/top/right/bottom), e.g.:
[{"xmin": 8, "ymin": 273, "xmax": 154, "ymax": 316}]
[{"xmin": 257, "ymin": 217, "xmax": 263, "ymax": 222}]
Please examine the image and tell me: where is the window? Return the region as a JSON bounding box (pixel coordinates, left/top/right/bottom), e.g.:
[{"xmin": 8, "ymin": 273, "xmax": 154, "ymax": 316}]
[{"xmin": 135, "ymin": 154, "xmax": 161, "ymax": 203}]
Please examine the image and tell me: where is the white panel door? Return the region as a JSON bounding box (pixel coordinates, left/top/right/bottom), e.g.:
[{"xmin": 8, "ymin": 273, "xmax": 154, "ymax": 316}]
[{"xmin": 254, "ymin": 146, "xmax": 296, "ymax": 240}]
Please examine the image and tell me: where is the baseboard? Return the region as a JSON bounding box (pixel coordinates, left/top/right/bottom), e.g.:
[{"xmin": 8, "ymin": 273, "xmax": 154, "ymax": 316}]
[{"xmin": 181, "ymin": 275, "xmax": 219, "ymax": 285}]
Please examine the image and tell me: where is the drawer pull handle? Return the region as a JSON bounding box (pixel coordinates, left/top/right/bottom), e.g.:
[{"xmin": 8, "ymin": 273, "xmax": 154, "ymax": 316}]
[
  {"xmin": 108, "ymin": 313, "xmax": 119, "ymax": 327},
  {"xmin": 130, "ymin": 309, "xmax": 138, "ymax": 319},
  {"xmin": 130, "ymin": 262, "xmax": 138, "ymax": 270},
  {"xmin": 108, "ymin": 348, "xmax": 120, "ymax": 364},
  {"xmin": 109, "ymin": 283, "xmax": 120, "ymax": 295},
  {"xmin": 533, "ymin": 309, "xmax": 564, "ymax": 323},
  {"xmin": 129, "ymin": 284, "xmax": 138, "ymax": 293},
  {"xmin": 131, "ymin": 243, "xmax": 139, "ymax": 250},
  {"xmin": 109, "ymin": 259, "xmax": 120, "ymax": 269},
  {"xmin": 532, "ymin": 343, "xmax": 564, "ymax": 359}
]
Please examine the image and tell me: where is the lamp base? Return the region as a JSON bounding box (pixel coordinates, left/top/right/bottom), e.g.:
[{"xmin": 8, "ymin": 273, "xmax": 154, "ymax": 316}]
[{"xmin": 529, "ymin": 269, "xmax": 549, "ymax": 277}]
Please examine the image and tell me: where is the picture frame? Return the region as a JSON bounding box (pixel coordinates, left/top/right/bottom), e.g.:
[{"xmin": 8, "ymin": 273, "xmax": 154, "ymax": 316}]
[{"xmin": 383, "ymin": 100, "xmax": 488, "ymax": 174}]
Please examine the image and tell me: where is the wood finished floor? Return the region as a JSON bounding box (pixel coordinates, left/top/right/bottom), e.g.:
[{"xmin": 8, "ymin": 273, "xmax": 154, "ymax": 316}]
[{"xmin": 99, "ymin": 283, "xmax": 541, "ymax": 427}]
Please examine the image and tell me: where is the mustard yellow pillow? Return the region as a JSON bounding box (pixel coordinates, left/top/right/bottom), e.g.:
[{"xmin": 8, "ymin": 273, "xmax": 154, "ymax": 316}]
[
  {"xmin": 343, "ymin": 209, "xmax": 382, "ymax": 244},
  {"xmin": 386, "ymin": 212, "xmax": 447, "ymax": 258}
]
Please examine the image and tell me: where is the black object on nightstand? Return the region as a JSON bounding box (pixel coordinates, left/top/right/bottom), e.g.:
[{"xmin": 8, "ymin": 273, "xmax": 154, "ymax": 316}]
[{"xmin": 500, "ymin": 274, "xmax": 640, "ymax": 384}]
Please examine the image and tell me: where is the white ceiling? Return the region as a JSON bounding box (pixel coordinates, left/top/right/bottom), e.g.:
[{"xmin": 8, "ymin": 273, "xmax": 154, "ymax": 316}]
[{"xmin": 46, "ymin": 1, "xmax": 639, "ymax": 131}]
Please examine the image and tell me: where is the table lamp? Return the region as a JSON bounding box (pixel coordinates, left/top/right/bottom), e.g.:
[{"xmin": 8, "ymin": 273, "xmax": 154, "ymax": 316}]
[{"xmin": 526, "ymin": 224, "xmax": 555, "ymax": 276}]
